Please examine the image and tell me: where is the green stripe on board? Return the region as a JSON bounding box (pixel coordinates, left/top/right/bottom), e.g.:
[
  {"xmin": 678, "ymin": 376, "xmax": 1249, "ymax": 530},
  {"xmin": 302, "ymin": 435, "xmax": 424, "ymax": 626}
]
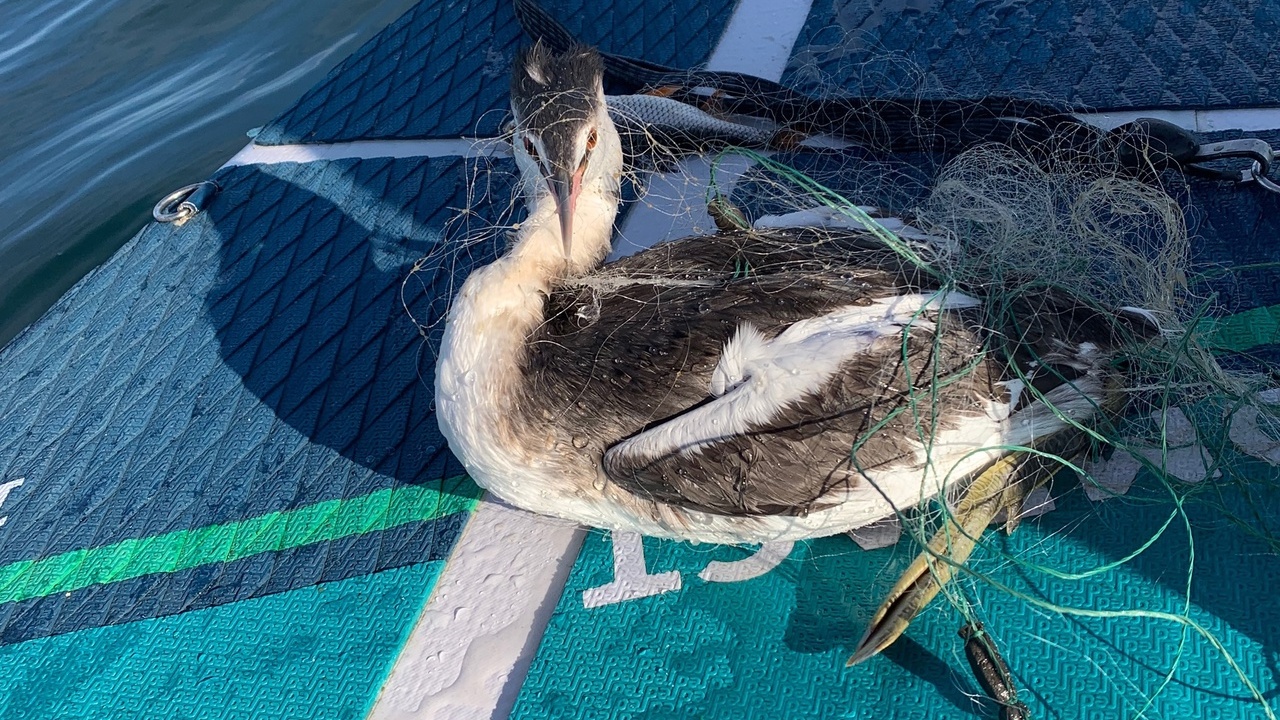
[
  {"xmin": 1203, "ymin": 304, "xmax": 1280, "ymax": 352},
  {"xmin": 0, "ymin": 477, "xmax": 481, "ymax": 605}
]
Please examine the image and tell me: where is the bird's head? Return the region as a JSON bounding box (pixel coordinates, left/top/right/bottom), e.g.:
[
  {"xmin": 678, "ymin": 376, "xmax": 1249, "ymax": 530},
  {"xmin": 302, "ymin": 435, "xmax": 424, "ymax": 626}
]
[{"xmin": 510, "ymin": 42, "xmax": 622, "ymax": 260}]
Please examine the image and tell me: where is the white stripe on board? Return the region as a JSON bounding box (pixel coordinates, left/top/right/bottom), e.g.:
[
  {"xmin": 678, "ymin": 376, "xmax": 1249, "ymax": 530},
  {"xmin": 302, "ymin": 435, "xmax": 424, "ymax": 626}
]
[
  {"xmin": 1076, "ymin": 107, "xmax": 1280, "ymax": 133},
  {"xmin": 368, "ymin": 4, "xmax": 817, "ymax": 718},
  {"xmin": 220, "ymin": 137, "xmax": 508, "ymax": 169},
  {"xmin": 705, "ymin": 0, "xmax": 816, "ymax": 81},
  {"xmin": 609, "ymin": 153, "xmax": 756, "ymax": 259},
  {"xmin": 367, "ymin": 498, "xmax": 584, "ymax": 720}
]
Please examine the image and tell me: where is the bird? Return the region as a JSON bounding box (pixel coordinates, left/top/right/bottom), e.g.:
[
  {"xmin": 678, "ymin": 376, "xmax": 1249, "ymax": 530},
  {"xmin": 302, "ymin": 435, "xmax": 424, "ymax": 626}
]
[{"xmin": 434, "ymin": 42, "xmax": 1153, "ymax": 665}]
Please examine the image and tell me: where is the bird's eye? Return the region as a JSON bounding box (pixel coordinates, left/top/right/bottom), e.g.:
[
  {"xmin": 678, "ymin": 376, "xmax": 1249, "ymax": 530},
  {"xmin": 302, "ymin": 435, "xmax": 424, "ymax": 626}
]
[
  {"xmin": 523, "ymin": 136, "xmax": 539, "ymax": 160},
  {"xmin": 585, "ymin": 129, "xmax": 598, "ymax": 152}
]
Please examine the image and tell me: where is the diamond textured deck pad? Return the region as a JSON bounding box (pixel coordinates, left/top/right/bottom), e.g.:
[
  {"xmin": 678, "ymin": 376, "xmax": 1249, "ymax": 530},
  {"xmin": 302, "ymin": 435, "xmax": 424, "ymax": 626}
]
[
  {"xmin": 253, "ymin": 0, "xmax": 738, "ymax": 145},
  {"xmin": 0, "ymin": 563, "xmax": 441, "ymax": 720},
  {"xmin": 0, "ymin": 155, "xmax": 515, "ymax": 715},
  {"xmin": 513, "ymin": 481, "xmax": 1280, "ymax": 718},
  {"xmin": 787, "ymin": 0, "xmax": 1280, "ymax": 108}
]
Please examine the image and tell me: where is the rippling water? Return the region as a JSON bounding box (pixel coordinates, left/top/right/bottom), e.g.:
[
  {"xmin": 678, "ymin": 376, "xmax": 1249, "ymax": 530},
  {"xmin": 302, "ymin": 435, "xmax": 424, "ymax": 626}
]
[{"xmin": 0, "ymin": 0, "xmax": 420, "ymax": 346}]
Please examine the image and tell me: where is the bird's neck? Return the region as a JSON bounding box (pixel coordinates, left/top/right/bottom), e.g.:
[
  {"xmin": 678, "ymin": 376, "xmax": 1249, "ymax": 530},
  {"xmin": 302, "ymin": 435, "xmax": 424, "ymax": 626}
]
[
  {"xmin": 435, "ymin": 185, "xmax": 618, "ymax": 477},
  {"xmin": 473, "ymin": 185, "xmax": 615, "ymax": 315},
  {"xmin": 515, "ymin": 186, "xmax": 618, "ymax": 276},
  {"xmin": 439, "ymin": 185, "xmax": 618, "ymax": 390}
]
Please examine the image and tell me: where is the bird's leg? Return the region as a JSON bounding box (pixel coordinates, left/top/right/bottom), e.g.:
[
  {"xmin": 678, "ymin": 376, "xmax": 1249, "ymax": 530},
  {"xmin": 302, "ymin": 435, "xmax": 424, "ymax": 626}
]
[
  {"xmin": 847, "ymin": 451, "xmax": 1025, "ymax": 666},
  {"xmin": 849, "ymin": 428, "xmax": 1093, "ymax": 666}
]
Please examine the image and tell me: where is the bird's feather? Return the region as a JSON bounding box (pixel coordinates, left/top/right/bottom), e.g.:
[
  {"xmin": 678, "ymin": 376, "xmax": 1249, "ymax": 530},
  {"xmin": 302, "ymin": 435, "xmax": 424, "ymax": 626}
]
[{"xmin": 517, "ymin": 228, "xmax": 1125, "ymax": 519}]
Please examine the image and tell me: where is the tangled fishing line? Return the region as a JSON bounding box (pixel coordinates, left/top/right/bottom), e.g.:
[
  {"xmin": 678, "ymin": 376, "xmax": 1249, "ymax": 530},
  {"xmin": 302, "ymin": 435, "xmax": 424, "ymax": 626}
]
[
  {"xmin": 746, "ymin": 142, "xmax": 1280, "ymax": 712},
  {"xmin": 401, "ymin": 38, "xmax": 1280, "ymax": 717},
  {"xmin": 704, "ymin": 134, "xmax": 1279, "ymax": 713}
]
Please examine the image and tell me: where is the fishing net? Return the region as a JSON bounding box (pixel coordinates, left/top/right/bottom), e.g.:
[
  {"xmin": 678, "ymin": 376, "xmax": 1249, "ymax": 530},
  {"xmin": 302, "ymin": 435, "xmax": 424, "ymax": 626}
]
[
  {"xmin": 699, "ymin": 136, "xmax": 1280, "ymax": 713},
  {"xmin": 406, "ymin": 35, "xmax": 1280, "ymax": 718}
]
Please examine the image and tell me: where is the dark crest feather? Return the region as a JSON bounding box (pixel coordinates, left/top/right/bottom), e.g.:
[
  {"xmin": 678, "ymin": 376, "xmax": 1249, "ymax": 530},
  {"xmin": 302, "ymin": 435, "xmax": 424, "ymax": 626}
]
[{"xmin": 511, "ymin": 41, "xmax": 604, "ymax": 132}]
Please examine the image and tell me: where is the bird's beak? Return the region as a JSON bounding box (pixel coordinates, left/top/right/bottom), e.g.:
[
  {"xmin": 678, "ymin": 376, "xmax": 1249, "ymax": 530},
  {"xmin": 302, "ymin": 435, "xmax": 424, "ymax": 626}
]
[{"xmin": 545, "ymin": 163, "xmax": 584, "ymax": 260}]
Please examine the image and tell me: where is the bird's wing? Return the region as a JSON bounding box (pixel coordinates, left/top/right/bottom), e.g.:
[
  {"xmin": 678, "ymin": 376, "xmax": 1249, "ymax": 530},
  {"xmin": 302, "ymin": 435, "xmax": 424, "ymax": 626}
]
[
  {"xmin": 528, "ymin": 230, "xmax": 1130, "ymax": 519},
  {"xmin": 523, "ymin": 229, "xmax": 929, "ymax": 449},
  {"xmin": 600, "ymin": 291, "xmax": 995, "ymax": 517}
]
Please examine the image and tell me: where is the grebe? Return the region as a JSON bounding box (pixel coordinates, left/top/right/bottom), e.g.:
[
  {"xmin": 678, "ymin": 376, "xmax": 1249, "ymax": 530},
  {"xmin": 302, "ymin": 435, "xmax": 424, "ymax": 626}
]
[{"xmin": 436, "ymin": 42, "xmax": 1146, "ymax": 663}]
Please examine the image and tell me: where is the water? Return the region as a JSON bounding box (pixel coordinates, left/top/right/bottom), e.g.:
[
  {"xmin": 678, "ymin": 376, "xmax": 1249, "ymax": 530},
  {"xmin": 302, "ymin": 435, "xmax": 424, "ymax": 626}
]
[{"xmin": 0, "ymin": 0, "xmax": 422, "ymax": 347}]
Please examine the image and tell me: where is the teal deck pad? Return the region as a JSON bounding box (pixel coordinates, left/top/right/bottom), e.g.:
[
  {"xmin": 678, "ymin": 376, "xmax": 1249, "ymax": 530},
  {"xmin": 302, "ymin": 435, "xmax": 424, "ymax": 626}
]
[
  {"xmin": 0, "ymin": 507, "xmax": 467, "ymax": 645},
  {"xmin": 253, "ymin": 0, "xmax": 739, "ymax": 145},
  {"xmin": 0, "ymin": 561, "xmax": 443, "ymax": 720},
  {"xmin": 787, "ymin": 0, "xmax": 1280, "ymax": 109},
  {"xmin": 513, "ymin": 468, "xmax": 1280, "ymax": 718}
]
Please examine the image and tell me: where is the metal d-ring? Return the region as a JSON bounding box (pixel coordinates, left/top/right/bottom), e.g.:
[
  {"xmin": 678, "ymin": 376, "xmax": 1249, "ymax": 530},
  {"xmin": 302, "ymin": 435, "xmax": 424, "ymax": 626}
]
[
  {"xmin": 1245, "ymin": 160, "xmax": 1280, "ymax": 194},
  {"xmin": 153, "ymin": 181, "xmax": 219, "ymax": 225},
  {"xmin": 1181, "ymin": 138, "xmax": 1280, "ymax": 194}
]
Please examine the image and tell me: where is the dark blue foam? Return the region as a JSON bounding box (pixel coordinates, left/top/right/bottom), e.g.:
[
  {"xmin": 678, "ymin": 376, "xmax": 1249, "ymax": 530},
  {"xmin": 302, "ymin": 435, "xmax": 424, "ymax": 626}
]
[
  {"xmin": 731, "ymin": 134, "xmax": 1280, "ymax": 315},
  {"xmin": 254, "ymin": 0, "xmax": 739, "ymax": 145},
  {"xmin": 788, "ymin": 0, "xmax": 1280, "ymax": 109}
]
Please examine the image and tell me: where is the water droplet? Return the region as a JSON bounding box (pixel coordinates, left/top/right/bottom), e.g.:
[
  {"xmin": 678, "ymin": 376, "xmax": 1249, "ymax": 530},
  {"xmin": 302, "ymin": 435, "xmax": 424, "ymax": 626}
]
[
  {"xmin": 593, "ymin": 475, "xmax": 607, "ymax": 491},
  {"xmin": 572, "ymin": 435, "xmax": 589, "ymax": 449},
  {"xmin": 575, "ymin": 303, "xmax": 600, "ymax": 325},
  {"xmin": 698, "ymin": 301, "xmax": 713, "ymax": 314},
  {"xmin": 462, "ymin": 371, "xmax": 476, "ymax": 386}
]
